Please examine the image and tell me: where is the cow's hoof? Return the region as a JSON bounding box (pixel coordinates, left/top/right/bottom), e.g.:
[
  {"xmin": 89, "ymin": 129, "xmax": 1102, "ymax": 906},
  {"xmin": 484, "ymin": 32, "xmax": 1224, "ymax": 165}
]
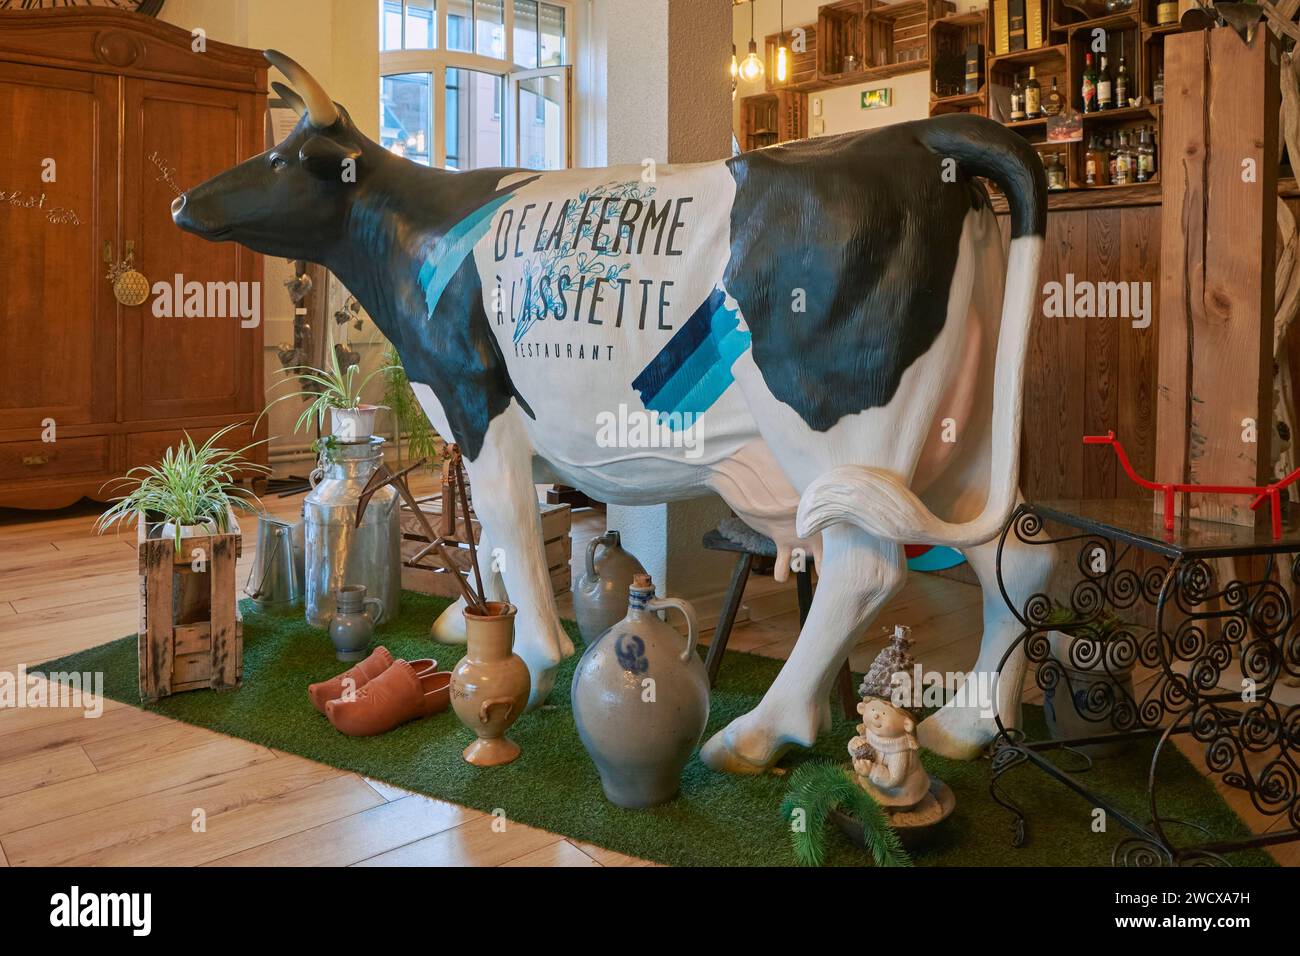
[
  {"xmin": 699, "ymin": 729, "xmax": 780, "ymax": 775},
  {"xmin": 917, "ymin": 704, "xmax": 1001, "ymax": 760},
  {"xmin": 430, "ymin": 600, "xmax": 468, "ymax": 645}
]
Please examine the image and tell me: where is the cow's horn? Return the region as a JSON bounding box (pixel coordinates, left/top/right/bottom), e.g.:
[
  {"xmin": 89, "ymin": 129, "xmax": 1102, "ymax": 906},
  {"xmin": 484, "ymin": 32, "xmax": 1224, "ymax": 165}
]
[
  {"xmin": 271, "ymin": 81, "xmax": 306, "ymax": 116},
  {"xmin": 264, "ymin": 50, "xmax": 338, "ymax": 127}
]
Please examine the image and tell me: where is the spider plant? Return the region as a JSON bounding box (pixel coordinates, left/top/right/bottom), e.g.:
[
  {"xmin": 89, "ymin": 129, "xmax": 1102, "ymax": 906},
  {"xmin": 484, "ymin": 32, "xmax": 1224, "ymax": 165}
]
[
  {"xmin": 381, "ymin": 345, "xmax": 441, "ymax": 468},
  {"xmin": 261, "ymin": 349, "xmax": 396, "ymax": 437},
  {"xmin": 95, "ymin": 424, "xmax": 269, "ymax": 550}
]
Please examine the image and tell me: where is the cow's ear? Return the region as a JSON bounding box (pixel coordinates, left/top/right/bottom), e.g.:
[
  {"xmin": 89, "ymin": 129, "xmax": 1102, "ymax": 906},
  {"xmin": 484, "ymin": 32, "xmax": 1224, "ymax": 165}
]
[{"xmin": 298, "ymin": 134, "xmax": 361, "ymax": 180}]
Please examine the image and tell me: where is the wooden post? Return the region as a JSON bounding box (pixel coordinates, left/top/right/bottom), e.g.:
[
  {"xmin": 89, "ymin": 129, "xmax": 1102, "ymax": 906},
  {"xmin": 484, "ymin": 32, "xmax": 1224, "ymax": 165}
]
[{"xmin": 1156, "ymin": 26, "xmax": 1280, "ymax": 525}]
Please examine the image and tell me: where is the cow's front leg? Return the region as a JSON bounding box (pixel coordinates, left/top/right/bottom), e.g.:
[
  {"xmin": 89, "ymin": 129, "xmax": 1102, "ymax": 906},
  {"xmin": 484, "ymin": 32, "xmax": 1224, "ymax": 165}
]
[{"xmin": 458, "ymin": 411, "xmax": 573, "ymax": 710}]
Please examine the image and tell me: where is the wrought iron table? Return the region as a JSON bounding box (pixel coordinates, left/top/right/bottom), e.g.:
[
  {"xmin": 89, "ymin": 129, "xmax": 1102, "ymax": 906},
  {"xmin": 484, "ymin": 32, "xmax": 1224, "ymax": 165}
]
[{"xmin": 991, "ymin": 499, "xmax": 1300, "ymax": 865}]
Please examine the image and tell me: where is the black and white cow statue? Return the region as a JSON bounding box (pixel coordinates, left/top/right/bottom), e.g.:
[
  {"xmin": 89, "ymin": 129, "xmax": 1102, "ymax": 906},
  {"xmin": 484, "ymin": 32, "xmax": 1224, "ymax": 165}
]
[{"xmin": 174, "ymin": 52, "xmax": 1053, "ymax": 771}]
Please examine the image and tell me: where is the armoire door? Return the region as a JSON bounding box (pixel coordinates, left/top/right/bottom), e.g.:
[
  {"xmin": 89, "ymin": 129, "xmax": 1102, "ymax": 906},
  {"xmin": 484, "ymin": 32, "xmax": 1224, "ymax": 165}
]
[
  {"xmin": 119, "ymin": 77, "xmax": 261, "ymax": 424},
  {"xmin": 0, "ymin": 61, "xmax": 118, "ymax": 435}
]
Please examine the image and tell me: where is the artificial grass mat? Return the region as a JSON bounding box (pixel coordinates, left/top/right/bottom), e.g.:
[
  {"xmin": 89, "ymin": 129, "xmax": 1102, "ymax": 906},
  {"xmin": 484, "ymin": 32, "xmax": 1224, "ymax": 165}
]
[{"xmin": 38, "ymin": 591, "xmax": 1273, "ymax": 867}]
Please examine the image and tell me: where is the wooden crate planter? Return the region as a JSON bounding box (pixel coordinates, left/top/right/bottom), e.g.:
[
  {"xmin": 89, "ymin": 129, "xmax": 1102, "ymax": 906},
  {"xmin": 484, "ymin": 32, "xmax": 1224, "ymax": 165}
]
[
  {"xmin": 399, "ymin": 494, "xmax": 572, "ymax": 598},
  {"xmin": 137, "ymin": 520, "xmax": 243, "ymax": 703}
]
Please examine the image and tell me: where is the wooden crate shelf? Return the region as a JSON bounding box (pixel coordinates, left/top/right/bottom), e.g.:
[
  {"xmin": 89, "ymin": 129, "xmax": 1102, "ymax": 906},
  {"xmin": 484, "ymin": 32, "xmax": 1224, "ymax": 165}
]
[
  {"xmin": 765, "ymin": 25, "xmax": 820, "ymax": 91},
  {"xmin": 929, "ymin": 1, "xmax": 986, "ymax": 112},
  {"xmin": 739, "ymin": 89, "xmax": 808, "ymax": 151},
  {"xmin": 399, "ymin": 495, "xmax": 573, "ymax": 599},
  {"xmin": 735, "ymin": 0, "xmax": 1165, "ymax": 194}
]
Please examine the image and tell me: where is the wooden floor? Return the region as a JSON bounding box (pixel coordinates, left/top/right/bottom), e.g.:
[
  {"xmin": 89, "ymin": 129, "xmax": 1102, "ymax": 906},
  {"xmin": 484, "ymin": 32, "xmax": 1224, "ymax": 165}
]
[{"xmin": 0, "ymin": 488, "xmax": 1295, "ymax": 866}]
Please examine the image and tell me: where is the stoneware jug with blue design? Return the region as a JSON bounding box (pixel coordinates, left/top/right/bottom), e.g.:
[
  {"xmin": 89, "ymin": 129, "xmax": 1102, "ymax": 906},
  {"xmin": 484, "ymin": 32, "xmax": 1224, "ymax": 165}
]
[{"xmin": 571, "ymin": 573, "xmax": 709, "ymax": 808}]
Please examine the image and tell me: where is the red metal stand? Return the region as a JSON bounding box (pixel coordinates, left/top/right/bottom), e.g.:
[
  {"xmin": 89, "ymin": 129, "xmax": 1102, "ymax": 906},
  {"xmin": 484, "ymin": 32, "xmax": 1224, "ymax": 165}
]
[{"xmin": 1083, "ymin": 432, "xmax": 1300, "ymax": 538}]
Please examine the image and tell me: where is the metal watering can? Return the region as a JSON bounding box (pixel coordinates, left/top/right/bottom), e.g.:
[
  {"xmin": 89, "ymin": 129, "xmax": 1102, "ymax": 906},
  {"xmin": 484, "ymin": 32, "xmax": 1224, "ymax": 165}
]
[{"xmin": 245, "ymin": 515, "xmax": 304, "ymax": 610}]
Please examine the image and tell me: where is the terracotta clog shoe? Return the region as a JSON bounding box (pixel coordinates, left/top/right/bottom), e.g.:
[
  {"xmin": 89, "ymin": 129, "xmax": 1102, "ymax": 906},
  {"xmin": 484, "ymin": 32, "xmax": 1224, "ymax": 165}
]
[
  {"xmin": 308, "ymin": 646, "xmax": 394, "ymax": 714},
  {"xmin": 325, "ymin": 659, "xmax": 451, "ymax": 737}
]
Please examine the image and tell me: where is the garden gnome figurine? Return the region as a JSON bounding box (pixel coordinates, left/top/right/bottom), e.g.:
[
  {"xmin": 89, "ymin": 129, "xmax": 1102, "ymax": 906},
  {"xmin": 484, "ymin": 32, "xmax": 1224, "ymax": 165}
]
[{"xmin": 847, "ymin": 625, "xmax": 931, "ymax": 810}]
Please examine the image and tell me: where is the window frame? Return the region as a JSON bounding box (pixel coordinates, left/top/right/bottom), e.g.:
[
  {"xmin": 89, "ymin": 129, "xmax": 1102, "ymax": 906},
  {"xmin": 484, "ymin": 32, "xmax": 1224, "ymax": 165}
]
[{"xmin": 379, "ymin": 0, "xmax": 574, "ymax": 170}]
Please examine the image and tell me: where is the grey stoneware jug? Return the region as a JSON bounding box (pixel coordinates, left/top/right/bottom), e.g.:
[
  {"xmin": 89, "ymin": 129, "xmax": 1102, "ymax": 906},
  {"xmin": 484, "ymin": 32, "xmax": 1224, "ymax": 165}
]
[
  {"xmin": 571, "ymin": 573, "xmax": 709, "ymax": 809},
  {"xmin": 572, "ymin": 530, "xmax": 646, "ymax": 644}
]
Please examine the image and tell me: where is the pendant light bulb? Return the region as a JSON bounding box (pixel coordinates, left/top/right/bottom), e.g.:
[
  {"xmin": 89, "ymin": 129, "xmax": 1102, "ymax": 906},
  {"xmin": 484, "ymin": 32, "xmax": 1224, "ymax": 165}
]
[
  {"xmin": 730, "ymin": 42, "xmax": 739, "ymax": 80},
  {"xmin": 739, "ymin": 1, "xmax": 764, "ymax": 83},
  {"xmin": 775, "ymin": 0, "xmax": 788, "ymax": 83}
]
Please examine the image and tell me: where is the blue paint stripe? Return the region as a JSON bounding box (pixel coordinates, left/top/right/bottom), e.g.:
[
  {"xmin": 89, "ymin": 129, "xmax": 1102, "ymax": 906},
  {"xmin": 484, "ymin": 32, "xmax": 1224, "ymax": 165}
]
[
  {"xmin": 632, "ymin": 288, "xmax": 750, "ymax": 426},
  {"xmin": 664, "ymin": 327, "xmax": 751, "ymax": 423},
  {"xmin": 631, "ymin": 288, "xmax": 726, "ymax": 403},
  {"xmin": 642, "ymin": 304, "xmax": 743, "ymax": 414},
  {"xmin": 417, "ymin": 177, "xmax": 538, "ymax": 316}
]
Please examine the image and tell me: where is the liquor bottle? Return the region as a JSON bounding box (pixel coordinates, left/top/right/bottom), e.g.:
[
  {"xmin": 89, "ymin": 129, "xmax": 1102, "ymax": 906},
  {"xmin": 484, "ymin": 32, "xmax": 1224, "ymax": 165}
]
[
  {"xmin": 1010, "ymin": 74, "xmax": 1026, "ymax": 121},
  {"xmin": 1136, "ymin": 125, "xmax": 1157, "ymax": 182},
  {"xmin": 1081, "ymin": 52, "xmax": 1099, "ymax": 113},
  {"xmin": 1043, "ymin": 75, "xmax": 1064, "ymax": 115},
  {"xmin": 1153, "ymin": 66, "xmax": 1165, "ymax": 104},
  {"xmin": 1114, "ymin": 130, "xmax": 1133, "ymax": 185},
  {"xmin": 1024, "ymin": 66, "xmax": 1042, "ymax": 118},
  {"xmin": 964, "ymin": 43, "xmax": 985, "ymax": 95},
  {"xmin": 1115, "ymin": 57, "xmax": 1130, "ymax": 109},
  {"xmin": 1045, "ymin": 152, "xmax": 1067, "ymax": 191},
  {"xmin": 1097, "ymin": 54, "xmax": 1114, "ymax": 110},
  {"xmin": 1106, "ymin": 132, "xmax": 1118, "ymax": 183},
  {"xmin": 1085, "ymin": 133, "xmax": 1107, "ymax": 186}
]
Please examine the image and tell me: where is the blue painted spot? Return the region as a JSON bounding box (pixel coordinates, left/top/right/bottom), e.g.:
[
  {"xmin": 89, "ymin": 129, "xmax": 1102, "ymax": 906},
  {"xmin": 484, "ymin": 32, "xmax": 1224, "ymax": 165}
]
[
  {"xmin": 615, "ymin": 633, "xmax": 649, "ymax": 674},
  {"xmin": 417, "ymin": 178, "xmax": 538, "ymax": 316},
  {"xmin": 905, "ymin": 546, "xmax": 966, "ymax": 573},
  {"xmin": 632, "ymin": 287, "xmax": 751, "ymax": 426}
]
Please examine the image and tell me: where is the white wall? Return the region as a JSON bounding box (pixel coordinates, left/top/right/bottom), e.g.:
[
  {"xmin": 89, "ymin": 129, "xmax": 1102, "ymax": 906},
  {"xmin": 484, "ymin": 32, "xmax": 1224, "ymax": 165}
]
[{"xmin": 732, "ymin": 0, "xmax": 988, "ymax": 138}]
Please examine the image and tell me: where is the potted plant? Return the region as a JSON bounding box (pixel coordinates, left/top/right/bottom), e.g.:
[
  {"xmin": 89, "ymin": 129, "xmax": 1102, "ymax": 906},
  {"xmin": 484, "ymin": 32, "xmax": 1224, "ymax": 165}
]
[
  {"xmin": 264, "ymin": 350, "xmax": 395, "ymax": 443},
  {"xmin": 95, "ymin": 424, "xmax": 268, "ymax": 620}
]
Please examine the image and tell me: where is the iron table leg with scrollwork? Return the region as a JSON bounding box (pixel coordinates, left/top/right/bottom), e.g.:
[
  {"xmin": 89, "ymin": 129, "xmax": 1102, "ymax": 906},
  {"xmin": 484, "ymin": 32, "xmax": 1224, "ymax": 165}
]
[{"xmin": 988, "ymin": 500, "xmax": 1300, "ymax": 866}]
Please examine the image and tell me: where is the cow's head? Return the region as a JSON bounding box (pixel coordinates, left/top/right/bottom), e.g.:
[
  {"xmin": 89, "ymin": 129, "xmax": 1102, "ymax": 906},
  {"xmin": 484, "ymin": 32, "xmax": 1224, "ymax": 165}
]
[{"xmin": 172, "ymin": 51, "xmax": 369, "ymax": 259}]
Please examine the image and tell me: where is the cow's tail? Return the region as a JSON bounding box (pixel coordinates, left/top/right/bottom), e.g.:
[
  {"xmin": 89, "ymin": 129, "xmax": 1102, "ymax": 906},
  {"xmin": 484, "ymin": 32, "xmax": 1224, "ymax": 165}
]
[{"xmin": 796, "ymin": 115, "xmax": 1046, "ymax": 549}]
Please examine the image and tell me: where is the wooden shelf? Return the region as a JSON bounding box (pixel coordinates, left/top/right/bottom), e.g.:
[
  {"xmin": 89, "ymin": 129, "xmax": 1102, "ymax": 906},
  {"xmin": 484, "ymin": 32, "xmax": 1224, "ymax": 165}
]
[
  {"xmin": 1064, "ymin": 9, "xmax": 1142, "ymax": 34},
  {"xmin": 933, "ymin": 10, "xmax": 987, "ymax": 28},
  {"xmin": 987, "ymin": 179, "xmax": 1160, "ymax": 212},
  {"xmin": 1081, "ymin": 103, "xmax": 1160, "ymax": 123},
  {"xmin": 930, "ymin": 89, "xmax": 987, "ymax": 114},
  {"xmin": 989, "ymin": 42, "xmax": 1067, "ymax": 68}
]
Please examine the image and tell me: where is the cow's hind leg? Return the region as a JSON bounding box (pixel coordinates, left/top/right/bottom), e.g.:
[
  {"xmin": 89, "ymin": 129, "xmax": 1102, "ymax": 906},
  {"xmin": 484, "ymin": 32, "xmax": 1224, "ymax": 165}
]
[
  {"xmin": 700, "ymin": 525, "xmax": 905, "ymax": 773},
  {"xmin": 918, "ymin": 513, "xmax": 1056, "ymax": 758}
]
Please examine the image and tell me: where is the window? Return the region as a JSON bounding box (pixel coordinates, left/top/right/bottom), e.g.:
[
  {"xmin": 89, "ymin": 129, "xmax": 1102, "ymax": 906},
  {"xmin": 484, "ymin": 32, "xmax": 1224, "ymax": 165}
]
[{"xmin": 379, "ymin": 0, "xmax": 571, "ymax": 170}]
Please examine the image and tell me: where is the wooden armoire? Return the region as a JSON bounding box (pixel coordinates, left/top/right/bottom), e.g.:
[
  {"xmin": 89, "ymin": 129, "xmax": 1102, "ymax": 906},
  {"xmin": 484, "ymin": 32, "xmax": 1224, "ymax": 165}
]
[{"xmin": 0, "ymin": 8, "xmax": 267, "ymax": 509}]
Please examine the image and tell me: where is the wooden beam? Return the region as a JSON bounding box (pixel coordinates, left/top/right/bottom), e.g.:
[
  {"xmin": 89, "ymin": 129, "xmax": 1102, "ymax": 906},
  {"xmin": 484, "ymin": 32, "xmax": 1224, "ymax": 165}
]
[
  {"xmin": 1188, "ymin": 26, "xmax": 1280, "ymax": 525},
  {"xmin": 1155, "ymin": 30, "xmax": 1207, "ymax": 497}
]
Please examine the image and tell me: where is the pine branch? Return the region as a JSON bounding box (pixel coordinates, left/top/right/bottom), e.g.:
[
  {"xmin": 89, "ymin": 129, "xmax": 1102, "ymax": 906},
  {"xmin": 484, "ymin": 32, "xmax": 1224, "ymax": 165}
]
[{"xmin": 780, "ymin": 761, "xmax": 913, "ymax": 868}]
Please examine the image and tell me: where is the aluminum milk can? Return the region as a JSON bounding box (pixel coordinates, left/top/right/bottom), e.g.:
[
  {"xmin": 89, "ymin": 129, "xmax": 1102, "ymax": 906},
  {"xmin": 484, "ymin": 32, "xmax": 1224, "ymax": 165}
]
[{"xmin": 303, "ymin": 437, "xmax": 400, "ymax": 626}]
